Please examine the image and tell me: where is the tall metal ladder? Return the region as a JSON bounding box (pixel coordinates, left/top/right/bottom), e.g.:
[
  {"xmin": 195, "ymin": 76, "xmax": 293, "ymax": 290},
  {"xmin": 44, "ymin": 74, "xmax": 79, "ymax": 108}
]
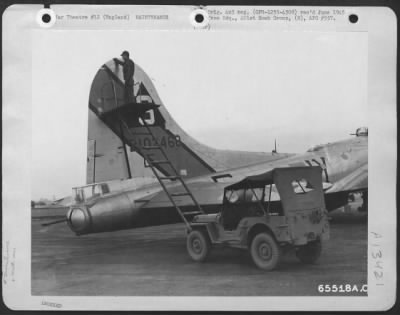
[{"xmin": 119, "ymin": 113, "xmax": 205, "ymax": 230}]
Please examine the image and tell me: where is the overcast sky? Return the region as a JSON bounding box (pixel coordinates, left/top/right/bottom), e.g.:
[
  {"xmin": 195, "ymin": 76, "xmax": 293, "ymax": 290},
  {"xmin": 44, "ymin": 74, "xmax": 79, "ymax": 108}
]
[{"xmin": 31, "ymin": 30, "xmax": 367, "ymax": 199}]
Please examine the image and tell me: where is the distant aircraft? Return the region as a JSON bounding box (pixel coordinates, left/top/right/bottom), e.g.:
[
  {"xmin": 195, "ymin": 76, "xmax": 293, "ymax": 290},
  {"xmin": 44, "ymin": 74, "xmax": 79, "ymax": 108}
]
[{"xmin": 52, "ymin": 58, "xmax": 368, "ymax": 235}]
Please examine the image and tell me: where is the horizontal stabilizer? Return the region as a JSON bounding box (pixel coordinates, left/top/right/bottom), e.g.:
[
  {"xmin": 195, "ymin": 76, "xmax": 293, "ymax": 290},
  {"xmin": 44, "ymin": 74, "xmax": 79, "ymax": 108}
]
[{"xmin": 326, "ymin": 163, "xmax": 368, "ymax": 193}]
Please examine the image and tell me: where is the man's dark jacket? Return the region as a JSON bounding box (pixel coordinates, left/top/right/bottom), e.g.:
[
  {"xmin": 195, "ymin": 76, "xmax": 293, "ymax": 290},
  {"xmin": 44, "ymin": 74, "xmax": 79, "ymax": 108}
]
[{"xmin": 115, "ymin": 58, "xmax": 135, "ymax": 85}]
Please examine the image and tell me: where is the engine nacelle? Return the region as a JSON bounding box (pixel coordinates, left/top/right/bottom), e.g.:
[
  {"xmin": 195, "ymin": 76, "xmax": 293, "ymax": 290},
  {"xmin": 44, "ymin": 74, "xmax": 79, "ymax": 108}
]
[{"xmin": 67, "ymin": 191, "xmax": 139, "ymax": 235}]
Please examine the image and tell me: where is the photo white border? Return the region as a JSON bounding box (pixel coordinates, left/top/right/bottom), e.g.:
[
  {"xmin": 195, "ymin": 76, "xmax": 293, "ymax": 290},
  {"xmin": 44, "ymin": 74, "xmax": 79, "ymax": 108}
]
[{"xmin": 2, "ymin": 5, "xmax": 397, "ymax": 311}]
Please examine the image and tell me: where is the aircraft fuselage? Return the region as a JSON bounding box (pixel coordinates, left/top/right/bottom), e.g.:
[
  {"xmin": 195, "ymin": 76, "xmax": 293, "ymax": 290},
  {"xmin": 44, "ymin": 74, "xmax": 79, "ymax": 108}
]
[{"xmin": 67, "ymin": 134, "xmax": 367, "ymax": 235}]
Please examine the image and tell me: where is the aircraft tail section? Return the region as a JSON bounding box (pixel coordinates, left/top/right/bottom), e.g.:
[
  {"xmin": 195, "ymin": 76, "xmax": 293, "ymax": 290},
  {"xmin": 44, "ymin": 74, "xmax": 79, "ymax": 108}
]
[{"xmin": 87, "ymin": 59, "xmax": 289, "ymax": 183}]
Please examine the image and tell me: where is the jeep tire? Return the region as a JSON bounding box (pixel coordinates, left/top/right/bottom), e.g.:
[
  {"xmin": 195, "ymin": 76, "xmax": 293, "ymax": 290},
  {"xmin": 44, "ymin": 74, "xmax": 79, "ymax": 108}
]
[
  {"xmin": 296, "ymin": 240, "xmax": 322, "ymax": 264},
  {"xmin": 187, "ymin": 229, "xmax": 211, "ymax": 262},
  {"xmin": 250, "ymin": 232, "xmax": 281, "ymax": 271}
]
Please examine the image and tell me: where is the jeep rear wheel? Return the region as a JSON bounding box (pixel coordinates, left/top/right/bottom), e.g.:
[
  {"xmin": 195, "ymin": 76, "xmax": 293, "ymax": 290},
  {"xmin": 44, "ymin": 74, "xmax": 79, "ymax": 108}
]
[
  {"xmin": 250, "ymin": 232, "xmax": 281, "ymax": 271},
  {"xmin": 187, "ymin": 229, "xmax": 210, "ymax": 262},
  {"xmin": 296, "ymin": 240, "xmax": 322, "ymax": 264}
]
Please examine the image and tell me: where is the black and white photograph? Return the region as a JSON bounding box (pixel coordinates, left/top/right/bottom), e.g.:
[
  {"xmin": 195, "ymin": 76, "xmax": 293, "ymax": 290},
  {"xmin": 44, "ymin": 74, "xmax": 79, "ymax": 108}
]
[{"xmin": 2, "ymin": 4, "xmax": 397, "ymax": 311}]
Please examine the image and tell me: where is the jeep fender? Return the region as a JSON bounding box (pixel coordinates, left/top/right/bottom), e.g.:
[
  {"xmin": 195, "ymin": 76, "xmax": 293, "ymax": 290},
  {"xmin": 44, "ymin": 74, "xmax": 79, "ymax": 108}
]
[{"xmin": 246, "ymin": 223, "xmax": 275, "ymax": 248}]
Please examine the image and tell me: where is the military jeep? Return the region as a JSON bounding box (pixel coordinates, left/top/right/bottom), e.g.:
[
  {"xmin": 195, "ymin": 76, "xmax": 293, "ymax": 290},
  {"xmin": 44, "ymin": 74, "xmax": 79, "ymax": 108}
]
[{"xmin": 186, "ymin": 166, "xmax": 330, "ymax": 270}]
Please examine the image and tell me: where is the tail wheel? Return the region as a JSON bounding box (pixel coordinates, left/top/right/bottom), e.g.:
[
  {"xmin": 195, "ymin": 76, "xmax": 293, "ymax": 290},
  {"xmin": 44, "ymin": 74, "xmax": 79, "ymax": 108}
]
[
  {"xmin": 250, "ymin": 232, "xmax": 281, "ymax": 271},
  {"xmin": 186, "ymin": 229, "xmax": 211, "ymax": 262},
  {"xmin": 296, "ymin": 240, "xmax": 322, "ymax": 264}
]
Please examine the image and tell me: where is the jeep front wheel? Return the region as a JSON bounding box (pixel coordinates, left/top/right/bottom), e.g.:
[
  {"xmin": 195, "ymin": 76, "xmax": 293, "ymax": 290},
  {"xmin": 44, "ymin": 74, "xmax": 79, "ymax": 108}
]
[
  {"xmin": 187, "ymin": 229, "xmax": 210, "ymax": 262},
  {"xmin": 250, "ymin": 232, "xmax": 281, "ymax": 271}
]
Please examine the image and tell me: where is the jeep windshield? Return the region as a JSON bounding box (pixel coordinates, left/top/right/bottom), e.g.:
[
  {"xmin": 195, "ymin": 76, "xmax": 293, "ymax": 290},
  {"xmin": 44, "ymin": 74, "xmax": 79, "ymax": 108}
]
[{"xmin": 224, "ymin": 188, "xmax": 263, "ymax": 204}]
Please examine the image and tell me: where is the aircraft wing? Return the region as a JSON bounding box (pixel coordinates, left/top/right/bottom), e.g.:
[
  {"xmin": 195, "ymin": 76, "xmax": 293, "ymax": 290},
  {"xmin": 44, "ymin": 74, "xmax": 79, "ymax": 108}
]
[
  {"xmin": 325, "ymin": 163, "xmax": 368, "ymax": 193},
  {"xmin": 137, "ymin": 181, "xmax": 229, "ymax": 209}
]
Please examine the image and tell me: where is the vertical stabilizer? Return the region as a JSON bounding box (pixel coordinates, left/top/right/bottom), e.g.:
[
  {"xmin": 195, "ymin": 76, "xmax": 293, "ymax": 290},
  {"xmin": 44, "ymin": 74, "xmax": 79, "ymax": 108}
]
[{"xmin": 87, "ymin": 58, "xmax": 290, "ymax": 184}]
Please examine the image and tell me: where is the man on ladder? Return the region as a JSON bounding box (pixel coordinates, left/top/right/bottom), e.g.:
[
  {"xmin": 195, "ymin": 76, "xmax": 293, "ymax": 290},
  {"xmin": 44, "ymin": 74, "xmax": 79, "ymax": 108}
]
[{"xmin": 114, "ymin": 50, "xmax": 135, "ymax": 104}]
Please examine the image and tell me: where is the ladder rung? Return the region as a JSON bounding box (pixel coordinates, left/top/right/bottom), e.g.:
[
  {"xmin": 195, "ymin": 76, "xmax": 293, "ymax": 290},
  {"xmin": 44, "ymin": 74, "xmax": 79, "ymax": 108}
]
[
  {"xmin": 159, "ymin": 176, "xmax": 179, "ymax": 180},
  {"xmin": 142, "ymin": 145, "xmax": 161, "ymax": 150},
  {"xmin": 171, "ymin": 192, "xmax": 190, "ymax": 197},
  {"xmin": 150, "ymin": 160, "xmax": 171, "ymax": 165},
  {"xmin": 182, "ymin": 211, "xmax": 203, "ymax": 216}
]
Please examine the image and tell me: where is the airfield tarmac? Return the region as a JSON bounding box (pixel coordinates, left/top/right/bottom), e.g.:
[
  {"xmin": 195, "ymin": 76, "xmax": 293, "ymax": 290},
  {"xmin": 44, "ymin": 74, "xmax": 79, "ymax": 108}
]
[{"xmin": 32, "ymin": 206, "xmax": 367, "ymax": 296}]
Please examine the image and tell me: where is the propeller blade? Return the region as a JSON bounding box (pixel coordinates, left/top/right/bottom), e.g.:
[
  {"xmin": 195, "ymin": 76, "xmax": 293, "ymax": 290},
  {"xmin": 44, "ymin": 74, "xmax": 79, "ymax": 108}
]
[{"xmin": 41, "ymin": 218, "xmax": 68, "ymax": 227}]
